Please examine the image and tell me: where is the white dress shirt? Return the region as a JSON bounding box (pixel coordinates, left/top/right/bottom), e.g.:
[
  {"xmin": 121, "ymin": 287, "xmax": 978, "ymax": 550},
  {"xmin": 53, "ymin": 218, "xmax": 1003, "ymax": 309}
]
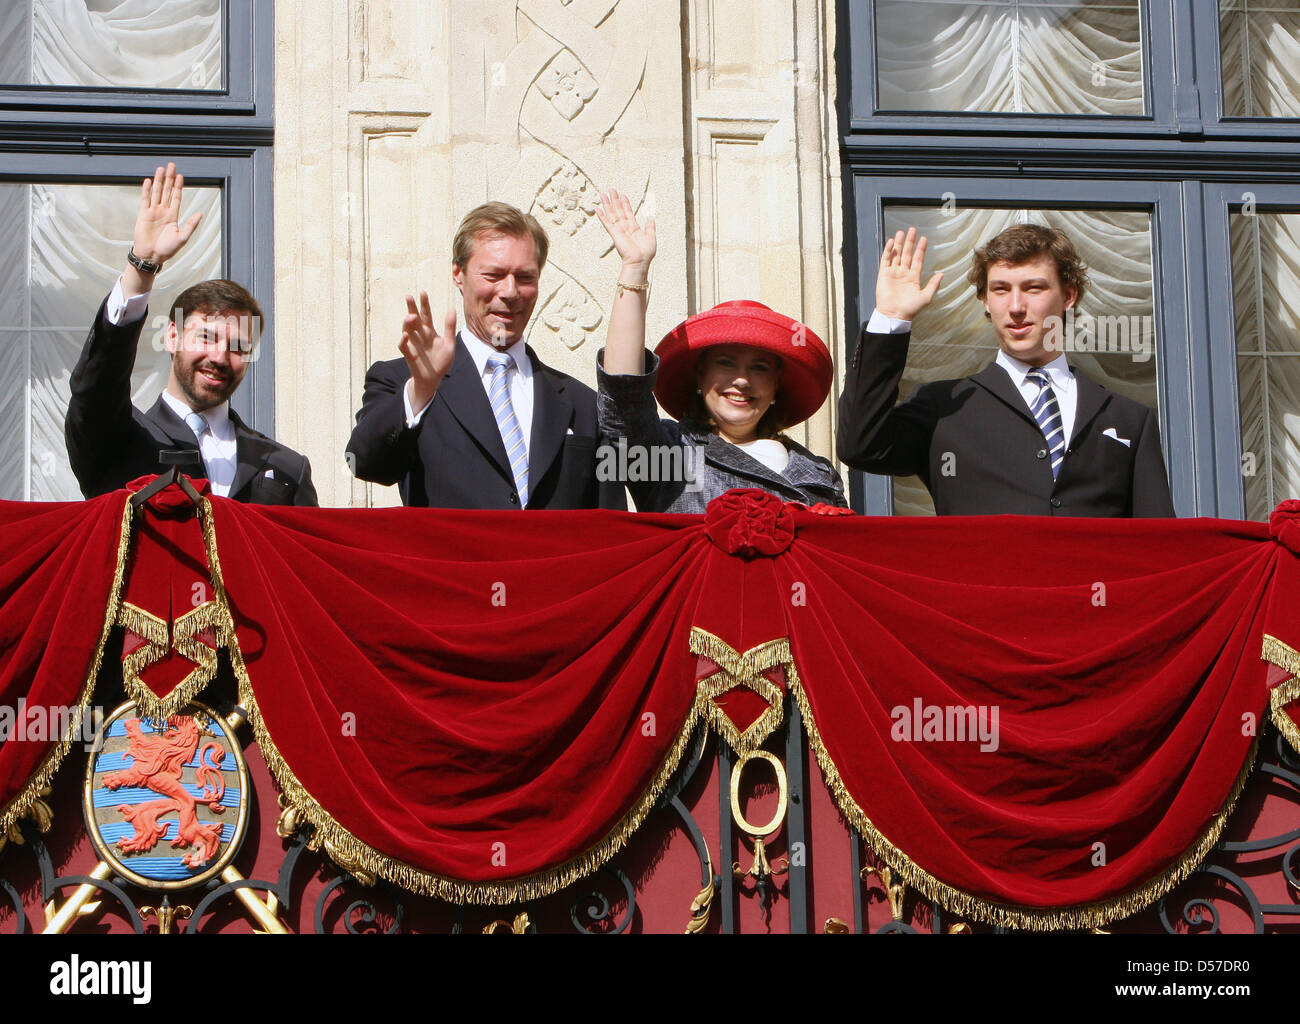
[
  {"xmin": 159, "ymin": 391, "xmax": 239, "ymax": 497},
  {"xmin": 404, "ymin": 329, "xmax": 535, "ymax": 458},
  {"xmin": 994, "ymin": 349, "xmax": 1077, "ymax": 445},
  {"xmin": 107, "ymin": 276, "xmax": 238, "ymax": 497},
  {"xmin": 867, "ymin": 307, "xmax": 1078, "ymax": 443},
  {"xmin": 734, "ymin": 437, "xmax": 790, "ymax": 474}
]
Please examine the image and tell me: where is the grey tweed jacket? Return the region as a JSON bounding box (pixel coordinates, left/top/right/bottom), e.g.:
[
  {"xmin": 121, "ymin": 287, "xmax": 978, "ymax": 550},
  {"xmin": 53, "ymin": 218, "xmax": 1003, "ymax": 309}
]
[{"xmin": 597, "ymin": 350, "xmax": 847, "ymax": 514}]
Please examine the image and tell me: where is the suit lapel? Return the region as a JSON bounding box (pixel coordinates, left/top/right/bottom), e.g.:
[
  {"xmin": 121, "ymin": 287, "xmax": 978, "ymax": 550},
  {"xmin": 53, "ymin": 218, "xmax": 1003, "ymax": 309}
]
[
  {"xmin": 969, "ymin": 362, "xmax": 1038, "ymax": 428},
  {"xmin": 527, "ymin": 347, "xmax": 573, "ymax": 494},
  {"xmin": 228, "ymin": 409, "xmax": 279, "ymax": 498},
  {"xmin": 145, "ymin": 396, "xmax": 203, "ymax": 452},
  {"xmin": 702, "ymin": 434, "xmax": 799, "ymax": 496},
  {"xmin": 1069, "ymin": 366, "xmax": 1111, "ymax": 444},
  {"xmin": 429, "ymin": 338, "xmax": 512, "ymax": 481}
]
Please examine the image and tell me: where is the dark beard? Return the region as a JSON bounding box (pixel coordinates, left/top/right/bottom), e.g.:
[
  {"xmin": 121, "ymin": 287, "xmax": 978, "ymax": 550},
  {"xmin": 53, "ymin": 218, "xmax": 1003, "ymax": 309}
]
[{"xmin": 174, "ymin": 358, "xmax": 236, "ymax": 410}]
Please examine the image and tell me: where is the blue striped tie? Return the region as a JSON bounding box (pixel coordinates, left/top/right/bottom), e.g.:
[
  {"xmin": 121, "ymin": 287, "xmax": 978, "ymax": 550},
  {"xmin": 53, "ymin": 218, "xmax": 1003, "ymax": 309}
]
[
  {"xmin": 1026, "ymin": 368, "xmax": 1065, "ymax": 480},
  {"xmin": 184, "ymin": 411, "xmax": 208, "ymax": 443},
  {"xmin": 486, "ymin": 353, "xmax": 529, "ymax": 507}
]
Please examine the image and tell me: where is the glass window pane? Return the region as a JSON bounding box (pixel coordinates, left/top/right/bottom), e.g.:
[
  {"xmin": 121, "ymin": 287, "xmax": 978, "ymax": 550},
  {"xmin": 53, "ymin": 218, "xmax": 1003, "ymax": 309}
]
[
  {"xmin": 0, "ymin": 181, "xmax": 222, "ymax": 501},
  {"xmin": 878, "ymin": 205, "xmax": 1158, "ymax": 516},
  {"xmin": 0, "ymin": 1, "xmax": 222, "ymax": 91},
  {"xmin": 875, "ymin": 0, "xmax": 1145, "ymax": 116},
  {"xmin": 1231, "ymin": 211, "xmax": 1300, "ymax": 520},
  {"xmin": 1220, "ymin": 0, "xmax": 1300, "ymax": 118}
]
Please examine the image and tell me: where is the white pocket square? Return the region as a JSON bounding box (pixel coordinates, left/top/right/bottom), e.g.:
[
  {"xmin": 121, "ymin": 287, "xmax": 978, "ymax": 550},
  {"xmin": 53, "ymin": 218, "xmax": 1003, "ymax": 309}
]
[
  {"xmin": 1102, "ymin": 427, "xmax": 1131, "ymax": 448},
  {"xmin": 264, "ymin": 468, "xmax": 276, "ymax": 477},
  {"xmin": 566, "ymin": 427, "xmax": 575, "ymax": 435}
]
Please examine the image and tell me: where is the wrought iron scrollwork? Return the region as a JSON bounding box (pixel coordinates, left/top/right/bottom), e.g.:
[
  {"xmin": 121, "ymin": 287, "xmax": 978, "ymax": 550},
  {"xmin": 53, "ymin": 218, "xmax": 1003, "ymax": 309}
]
[
  {"xmin": 570, "ymin": 865, "xmax": 636, "ymax": 934},
  {"xmin": 313, "ymin": 874, "xmax": 406, "ymax": 935},
  {"xmin": 185, "ymin": 825, "xmax": 313, "ymax": 933},
  {"xmin": 1157, "ymin": 725, "xmax": 1300, "ymax": 935},
  {"xmin": 656, "ymin": 724, "xmax": 719, "ymax": 933},
  {"xmin": 21, "ymin": 821, "xmax": 145, "ymax": 934}
]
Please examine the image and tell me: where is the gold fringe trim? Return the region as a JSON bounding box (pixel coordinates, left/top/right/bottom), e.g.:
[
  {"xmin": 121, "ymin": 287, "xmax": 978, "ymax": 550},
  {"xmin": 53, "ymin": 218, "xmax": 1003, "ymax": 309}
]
[
  {"xmin": 116, "ymin": 602, "xmax": 167, "ymax": 646},
  {"xmin": 194, "ymin": 496, "xmax": 722, "ymax": 903},
  {"xmin": 123, "ymin": 605, "xmax": 222, "ymax": 722},
  {"xmin": 1271, "ymin": 684, "xmax": 1300, "ymax": 755},
  {"xmin": 116, "ymin": 501, "xmax": 224, "ymax": 720},
  {"xmin": 103, "ymin": 499, "xmax": 1267, "ymax": 917},
  {"xmin": 1263, "ymin": 635, "xmax": 1300, "ymax": 754},
  {"xmin": 688, "ymin": 629, "xmax": 786, "ymax": 754},
  {"xmin": 0, "ymin": 495, "xmax": 135, "ymax": 835},
  {"xmin": 786, "ymin": 664, "xmax": 1261, "ymax": 931},
  {"xmin": 1262, "ymin": 633, "xmax": 1300, "ymax": 679}
]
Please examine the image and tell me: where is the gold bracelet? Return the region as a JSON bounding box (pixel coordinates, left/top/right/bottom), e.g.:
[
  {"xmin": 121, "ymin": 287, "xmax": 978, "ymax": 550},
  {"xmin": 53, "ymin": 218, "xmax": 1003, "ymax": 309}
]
[{"xmin": 616, "ymin": 279, "xmax": 650, "ymax": 299}]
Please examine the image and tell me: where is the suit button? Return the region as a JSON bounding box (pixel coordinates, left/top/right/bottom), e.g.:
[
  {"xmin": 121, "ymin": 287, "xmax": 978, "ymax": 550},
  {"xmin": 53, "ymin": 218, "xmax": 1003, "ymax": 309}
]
[
  {"xmin": 1050, "ymin": 497, "xmax": 1062, "ymax": 509},
  {"xmin": 1036, "ymin": 448, "xmax": 1048, "ymax": 460},
  {"xmin": 509, "ymin": 491, "xmax": 519, "ymax": 505}
]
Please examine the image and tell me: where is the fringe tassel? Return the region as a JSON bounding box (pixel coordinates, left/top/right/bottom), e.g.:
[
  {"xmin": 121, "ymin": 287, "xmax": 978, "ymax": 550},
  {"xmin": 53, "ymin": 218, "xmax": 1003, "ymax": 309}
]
[
  {"xmin": 688, "ymin": 629, "xmax": 786, "ymax": 753},
  {"xmin": 198, "ymin": 499, "xmax": 719, "ymax": 903},
  {"xmin": 116, "ymin": 503, "xmax": 225, "ymax": 720},
  {"xmin": 1262, "ymin": 634, "xmax": 1300, "ymax": 754},
  {"xmin": 787, "ymin": 662, "xmax": 1260, "ymax": 931},
  {"xmin": 0, "ymin": 496, "xmax": 135, "ymax": 835}
]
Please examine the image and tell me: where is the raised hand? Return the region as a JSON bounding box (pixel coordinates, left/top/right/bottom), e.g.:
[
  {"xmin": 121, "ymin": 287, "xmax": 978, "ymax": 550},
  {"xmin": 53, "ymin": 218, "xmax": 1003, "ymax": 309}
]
[
  {"xmin": 876, "ymin": 227, "xmax": 943, "ymax": 321},
  {"xmin": 596, "ymin": 189, "xmax": 656, "ymax": 270},
  {"xmin": 133, "ymin": 163, "xmax": 202, "ymax": 266},
  {"xmin": 399, "ymin": 291, "xmax": 457, "ymax": 411}
]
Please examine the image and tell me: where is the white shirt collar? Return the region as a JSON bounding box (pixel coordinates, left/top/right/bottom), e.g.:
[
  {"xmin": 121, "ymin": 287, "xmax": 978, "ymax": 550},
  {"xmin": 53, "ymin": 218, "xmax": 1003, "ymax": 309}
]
[
  {"xmin": 459, "ymin": 329, "xmax": 533, "ymax": 379},
  {"xmin": 995, "ymin": 349, "xmax": 1074, "ymax": 392},
  {"xmin": 160, "ymin": 391, "xmax": 235, "ymax": 441}
]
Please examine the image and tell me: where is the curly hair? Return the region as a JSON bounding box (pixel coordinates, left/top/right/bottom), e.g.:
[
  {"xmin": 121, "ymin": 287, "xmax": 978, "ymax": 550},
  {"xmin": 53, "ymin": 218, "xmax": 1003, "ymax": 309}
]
[{"xmin": 967, "ymin": 224, "xmax": 1089, "ymax": 308}]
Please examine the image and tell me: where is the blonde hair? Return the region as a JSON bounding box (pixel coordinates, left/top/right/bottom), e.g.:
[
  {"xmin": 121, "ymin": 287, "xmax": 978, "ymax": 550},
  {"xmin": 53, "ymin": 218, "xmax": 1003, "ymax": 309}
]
[{"xmin": 452, "ymin": 202, "xmax": 549, "ymax": 270}]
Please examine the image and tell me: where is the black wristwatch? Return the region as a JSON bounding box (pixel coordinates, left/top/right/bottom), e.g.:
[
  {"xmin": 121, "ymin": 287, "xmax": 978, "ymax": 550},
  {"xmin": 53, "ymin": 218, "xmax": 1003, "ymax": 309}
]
[{"xmin": 127, "ymin": 246, "xmax": 163, "ymax": 275}]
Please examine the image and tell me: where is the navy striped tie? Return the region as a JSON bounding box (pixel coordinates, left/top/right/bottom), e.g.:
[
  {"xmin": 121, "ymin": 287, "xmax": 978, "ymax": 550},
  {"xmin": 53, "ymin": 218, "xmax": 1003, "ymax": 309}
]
[
  {"xmin": 1026, "ymin": 368, "xmax": 1065, "ymax": 480},
  {"xmin": 486, "ymin": 353, "xmax": 529, "ymax": 507}
]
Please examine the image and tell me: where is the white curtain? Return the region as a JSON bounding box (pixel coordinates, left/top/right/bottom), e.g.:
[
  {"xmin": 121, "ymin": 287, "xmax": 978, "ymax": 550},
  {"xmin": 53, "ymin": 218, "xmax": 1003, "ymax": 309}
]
[
  {"xmin": 31, "ymin": 0, "xmax": 221, "ymax": 89},
  {"xmin": 1220, "ymin": 1, "xmax": 1300, "ymax": 118},
  {"xmin": 1, "ymin": 182, "xmax": 221, "ymax": 501},
  {"xmin": 880, "ymin": 206, "xmax": 1155, "ymax": 516},
  {"xmin": 0, "ymin": 2, "xmax": 224, "ymax": 500},
  {"xmin": 875, "ymin": 0, "xmax": 1144, "ymax": 116},
  {"xmin": 1233, "ymin": 213, "xmax": 1300, "ymax": 520}
]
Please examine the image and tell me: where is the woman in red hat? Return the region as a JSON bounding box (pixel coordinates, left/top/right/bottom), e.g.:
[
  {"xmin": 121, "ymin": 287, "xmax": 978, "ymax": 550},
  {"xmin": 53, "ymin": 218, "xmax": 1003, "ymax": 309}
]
[{"xmin": 595, "ymin": 190, "xmax": 846, "ymax": 513}]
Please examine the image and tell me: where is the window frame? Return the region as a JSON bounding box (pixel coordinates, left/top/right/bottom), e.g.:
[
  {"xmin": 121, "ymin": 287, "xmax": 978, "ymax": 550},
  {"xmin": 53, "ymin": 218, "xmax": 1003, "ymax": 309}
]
[
  {"xmin": 844, "ymin": 0, "xmax": 1181, "ymax": 133},
  {"xmin": 0, "ymin": 0, "xmax": 276, "ymax": 448},
  {"xmin": 846, "ymin": 174, "xmax": 1192, "ymax": 516},
  {"xmin": 0, "ymin": 1, "xmax": 271, "ymax": 127},
  {"xmin": 1197, "ymin": 0, "xmax": 1300, "ymax": 137},
  {"xmin": 1201, "ymin": 182, "xmax": 1300, "ymax": 518}
]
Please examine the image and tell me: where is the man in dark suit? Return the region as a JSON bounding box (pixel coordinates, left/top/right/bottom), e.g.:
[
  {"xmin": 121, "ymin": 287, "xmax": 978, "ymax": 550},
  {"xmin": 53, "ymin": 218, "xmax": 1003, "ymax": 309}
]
[
  {"xmin": 837, "ymin": 224, "xmax": 1174, "ymax": 517},
  {"xmin": 66, "ymin": 163, "xmax": 317, "ymax": 506},
  {"xmin": 346, "ymin": 202, "xmax": 622, "ymax": 510}
]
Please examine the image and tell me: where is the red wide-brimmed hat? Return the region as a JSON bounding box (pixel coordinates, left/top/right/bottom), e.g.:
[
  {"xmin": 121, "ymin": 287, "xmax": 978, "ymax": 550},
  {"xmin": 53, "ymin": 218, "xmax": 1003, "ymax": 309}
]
[{"xmin": 653, "ymin": 300, "xmax": 833, "ymax": 427}]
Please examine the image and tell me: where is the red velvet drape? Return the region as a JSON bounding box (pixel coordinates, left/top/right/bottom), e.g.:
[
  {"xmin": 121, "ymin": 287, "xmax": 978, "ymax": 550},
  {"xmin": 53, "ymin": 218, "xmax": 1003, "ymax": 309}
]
[{"xmin": 3, "ymin": 486, "xmax": 1299, "ymax": 925}]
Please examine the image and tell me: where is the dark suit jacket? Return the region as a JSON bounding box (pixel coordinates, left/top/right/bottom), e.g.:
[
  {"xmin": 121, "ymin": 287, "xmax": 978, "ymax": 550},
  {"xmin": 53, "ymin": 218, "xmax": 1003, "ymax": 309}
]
[
  {"xmin": 836, "ymin": 327, "xmax": 1175, "ymax": 517},
  {"xmin": 65, "ymin": 298, "xmax": 318, "ymax": 506},
  {"xmin": 346, "ymin": 337, "xmax": 625, "ymax": 510}
]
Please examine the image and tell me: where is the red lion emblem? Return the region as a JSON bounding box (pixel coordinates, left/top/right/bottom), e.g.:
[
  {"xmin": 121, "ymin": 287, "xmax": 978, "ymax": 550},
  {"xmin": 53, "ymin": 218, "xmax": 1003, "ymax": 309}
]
[{"xmin": 102, "ymin": 716, "xmax": 227, "ymax": 869}]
